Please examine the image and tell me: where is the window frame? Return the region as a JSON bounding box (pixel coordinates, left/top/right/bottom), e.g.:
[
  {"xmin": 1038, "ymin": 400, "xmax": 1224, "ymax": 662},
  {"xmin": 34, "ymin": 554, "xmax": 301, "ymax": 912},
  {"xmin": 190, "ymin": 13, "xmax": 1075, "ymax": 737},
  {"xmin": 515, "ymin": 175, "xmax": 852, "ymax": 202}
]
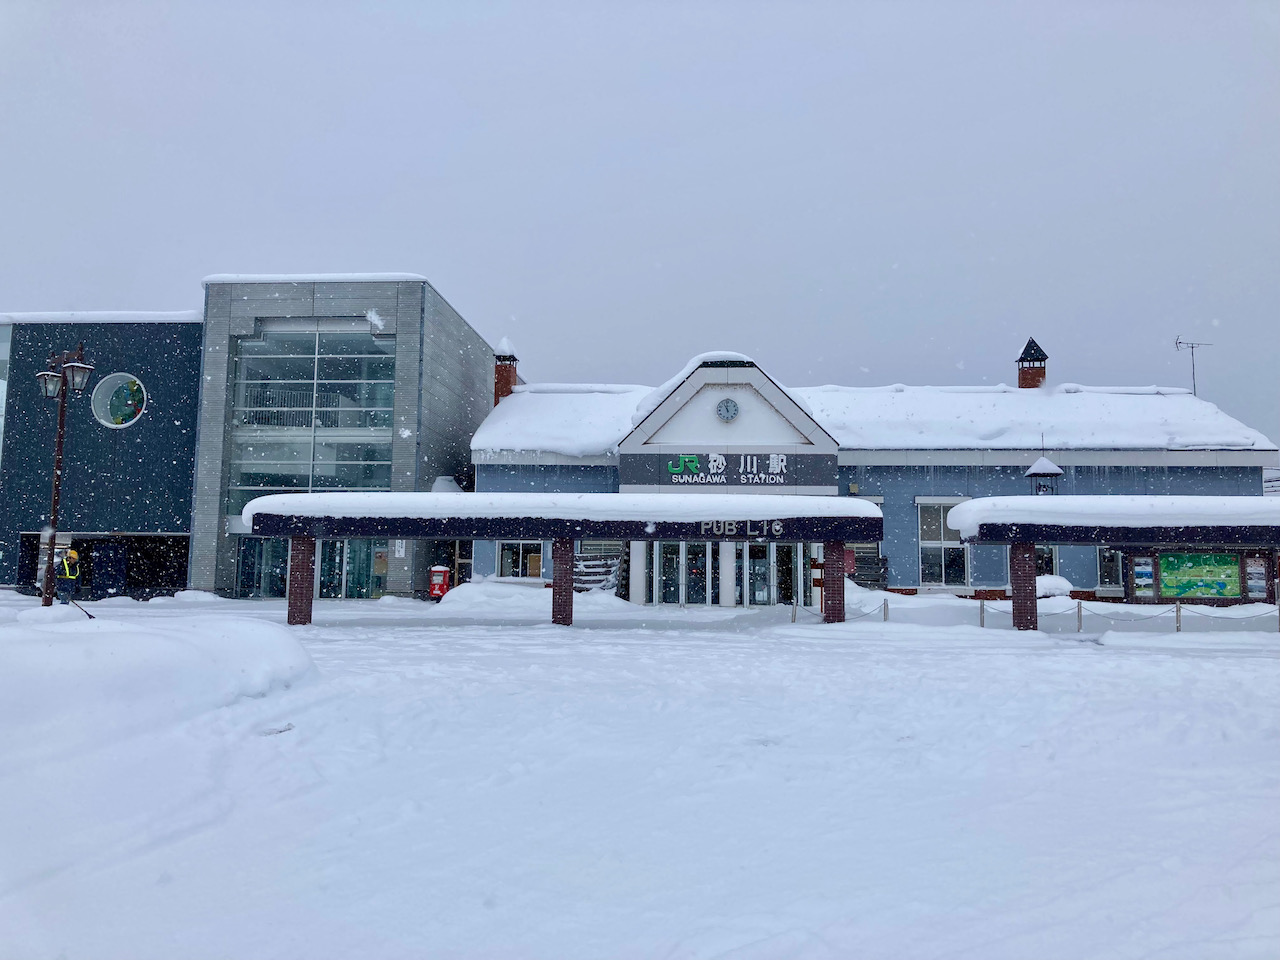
[{"xmin": 916, "ymin": 498, "xmax": 970, "ymax": 588}]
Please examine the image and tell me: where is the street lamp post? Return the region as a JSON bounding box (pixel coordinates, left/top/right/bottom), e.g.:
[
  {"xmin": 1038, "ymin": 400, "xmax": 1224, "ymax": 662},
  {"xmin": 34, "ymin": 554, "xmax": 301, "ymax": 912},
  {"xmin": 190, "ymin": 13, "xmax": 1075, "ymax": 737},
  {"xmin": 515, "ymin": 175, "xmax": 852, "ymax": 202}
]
[{"xmin": 36, "ymin": 343, "xmax": 94, "ymax": 606}]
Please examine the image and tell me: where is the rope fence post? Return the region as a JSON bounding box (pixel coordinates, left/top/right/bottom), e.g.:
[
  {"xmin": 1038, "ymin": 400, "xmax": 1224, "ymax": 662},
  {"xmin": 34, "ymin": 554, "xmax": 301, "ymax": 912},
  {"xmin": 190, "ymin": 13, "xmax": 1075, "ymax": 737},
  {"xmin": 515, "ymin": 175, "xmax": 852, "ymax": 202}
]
[
  {"xmin": 1175, "ymin": 601, "xmax": 1182, "ymax": 633},
  {"xmin": 1077, "ymin": 600, "xmax": 1082, "ymax": 633},
  {"xmin": 980, "ymin": 598, "xmax": 985, "ymax": 628},
  {"xmin": 882, "ymin": 598, "xmax": 889, "ymax": 622}
]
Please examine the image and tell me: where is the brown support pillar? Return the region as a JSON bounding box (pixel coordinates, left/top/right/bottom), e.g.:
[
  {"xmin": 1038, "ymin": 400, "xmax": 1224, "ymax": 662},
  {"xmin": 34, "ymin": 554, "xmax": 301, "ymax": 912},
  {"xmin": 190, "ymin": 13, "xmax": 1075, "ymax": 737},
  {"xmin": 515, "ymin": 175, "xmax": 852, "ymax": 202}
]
[
  {"xmin": 823, "ymin": 539, "xmax": 845, "ymax": 623},
  {"xmin": 551, "ymin": 537, "xmax": 574, "ymax": 626},
  {"xmin": 287, "ymin": 536, "xmax": 316, "ymax": 626},
  {"xmin": 1010, "ymin": 541, "xmax": 1038, "ymax": 631}
]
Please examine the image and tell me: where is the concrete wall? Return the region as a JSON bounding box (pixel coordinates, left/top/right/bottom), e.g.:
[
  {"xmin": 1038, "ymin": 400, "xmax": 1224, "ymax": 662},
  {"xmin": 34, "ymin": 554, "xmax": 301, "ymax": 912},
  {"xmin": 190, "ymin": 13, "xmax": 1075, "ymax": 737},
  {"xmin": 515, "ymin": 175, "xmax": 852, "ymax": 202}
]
[
  {"xmin": 0, "ymin": 321, "xmax": 203, "ymax": 582},
  {"xmin": 190, "ymin": 278, "xmax": 493, "ymax": 596},
  {"xmin": 411, "ymin": 284, "xmax": 494, "ymax": 592}
]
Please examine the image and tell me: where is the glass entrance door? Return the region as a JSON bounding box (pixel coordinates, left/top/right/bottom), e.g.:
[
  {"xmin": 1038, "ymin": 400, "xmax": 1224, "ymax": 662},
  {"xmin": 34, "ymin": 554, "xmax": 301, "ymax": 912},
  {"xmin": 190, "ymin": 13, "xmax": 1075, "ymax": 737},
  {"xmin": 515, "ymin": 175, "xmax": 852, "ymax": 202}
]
[
  {"xmin": 775, "ymin": 544, "xmax": 795, "ymax": 605},
  {"xmin": 686, "ymin": 543, "xmax": 708, "ymax": 605},
  {"xmin": 318, "ymin": 538, "xmax": 388, "ymax": 599},
  {"xmin": 659, "ymin": 542, "xmax": 681, "ymax": 604},
  {"xmin": 747, "ymin": 544, "xmax": 770, "ymax": 605}
]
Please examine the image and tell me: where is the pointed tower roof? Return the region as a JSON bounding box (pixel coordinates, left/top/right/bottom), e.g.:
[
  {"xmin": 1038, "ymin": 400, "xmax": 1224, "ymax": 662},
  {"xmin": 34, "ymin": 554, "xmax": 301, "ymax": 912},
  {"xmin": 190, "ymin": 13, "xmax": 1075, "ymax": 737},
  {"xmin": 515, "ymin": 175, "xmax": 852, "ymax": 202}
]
[{"xmin": 1017, "ymin": 337, "xmax": 1048, "ymax": 363}]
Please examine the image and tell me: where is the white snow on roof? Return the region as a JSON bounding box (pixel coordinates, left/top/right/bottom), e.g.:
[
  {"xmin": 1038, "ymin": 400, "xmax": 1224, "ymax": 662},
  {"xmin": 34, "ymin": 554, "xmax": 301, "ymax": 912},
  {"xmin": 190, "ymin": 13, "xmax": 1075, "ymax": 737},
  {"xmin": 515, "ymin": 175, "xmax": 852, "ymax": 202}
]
[
  {"xmin": 790, "ymin": 383, "xmax": 1277, "ymax": 451},
  {"xmin": 631, "ymin": 352, "xmax": 755, "ymax": 427},
  {"xmin": 948, "ymin": 495, "xmax": 1280, "ymax": 538},
  {"xmin": 472, "ymin": 383, "xmax": 652, "ymax": 458},
  {"xmin": 243, "ymin": 491, "xmax": 881, "ymax": 524},
  {"xmin": 0, "ymin": 311, "xmax": 201, "ymax": 325},
  {"xmin": 472, "ymin": 377, "xmax": 1276, "ymax": 458},
  {"xmin": 1025, "ymin": 456, "xmax": 1064, "ymax": 477},
  {"xmin": 202, "ymin": 273, "xmax": 427, "ymax": 284}
]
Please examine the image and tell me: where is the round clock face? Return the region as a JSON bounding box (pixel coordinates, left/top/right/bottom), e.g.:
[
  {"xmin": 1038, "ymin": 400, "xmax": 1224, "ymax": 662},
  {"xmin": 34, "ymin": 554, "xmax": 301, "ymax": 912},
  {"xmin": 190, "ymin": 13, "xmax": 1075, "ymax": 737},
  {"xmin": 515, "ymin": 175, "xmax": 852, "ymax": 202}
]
[{"xmin": 716, "ymin": 397, "xmax": 740, "ymax": 422}]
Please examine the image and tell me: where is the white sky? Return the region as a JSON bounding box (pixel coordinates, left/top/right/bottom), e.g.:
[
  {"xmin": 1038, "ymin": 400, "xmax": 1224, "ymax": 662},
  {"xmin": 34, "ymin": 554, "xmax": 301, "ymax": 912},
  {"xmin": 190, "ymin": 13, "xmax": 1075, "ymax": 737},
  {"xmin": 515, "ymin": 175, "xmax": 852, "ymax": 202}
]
[{"xmin": 1, "ymin": 0, "xmax": 1277, "ymax": 443}]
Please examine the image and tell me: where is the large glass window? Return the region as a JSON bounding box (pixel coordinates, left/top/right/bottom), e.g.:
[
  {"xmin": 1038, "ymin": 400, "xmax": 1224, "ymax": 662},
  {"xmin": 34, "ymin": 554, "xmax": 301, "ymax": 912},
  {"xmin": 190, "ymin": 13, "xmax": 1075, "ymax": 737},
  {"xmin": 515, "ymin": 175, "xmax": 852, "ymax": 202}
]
[
  {"xmin": 0, "ymin": 323, "xmax": 11, "ymax": 465},
  {"xmin": 919, "ymin": 503, "xmax": 967, "ymax": 586},
  {"xmin": 228, "ymin": 325, "xmax": 395, "ymax": 513},
  {"xmin": 498, "ymin": 541, "xmax": 543, "ymax": 578}
]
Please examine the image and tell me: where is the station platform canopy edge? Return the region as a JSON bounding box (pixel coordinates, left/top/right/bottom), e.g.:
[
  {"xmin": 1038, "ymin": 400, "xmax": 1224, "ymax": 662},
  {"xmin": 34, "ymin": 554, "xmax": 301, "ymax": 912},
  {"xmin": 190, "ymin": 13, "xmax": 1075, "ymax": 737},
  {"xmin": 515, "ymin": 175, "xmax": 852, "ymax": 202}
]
[{"xmin": 244, "ymin": 491, "xmax": 884, "ymax": 543}]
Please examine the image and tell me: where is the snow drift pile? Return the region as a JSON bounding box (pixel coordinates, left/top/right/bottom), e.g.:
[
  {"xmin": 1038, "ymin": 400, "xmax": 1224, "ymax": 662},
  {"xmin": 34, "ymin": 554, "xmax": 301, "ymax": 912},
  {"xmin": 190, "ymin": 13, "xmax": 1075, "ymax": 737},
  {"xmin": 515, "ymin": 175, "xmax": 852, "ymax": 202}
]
[{"xmin": 0, "ymin": 612, "xmax": 312, "ymax": 768}]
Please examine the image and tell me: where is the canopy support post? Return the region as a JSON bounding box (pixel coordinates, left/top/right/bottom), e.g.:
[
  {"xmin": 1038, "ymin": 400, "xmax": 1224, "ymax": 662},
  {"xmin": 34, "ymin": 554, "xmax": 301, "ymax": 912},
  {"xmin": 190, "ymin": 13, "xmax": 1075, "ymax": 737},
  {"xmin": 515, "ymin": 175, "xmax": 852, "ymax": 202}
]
[
  {"xmin": 552, "ymin": 537, "xmax": 574, "ymax": 626},
  {"xmin": 823, "ymin": 539, "xmax": 845, "ymax": 623},
  {"xmin": 287, "ymin": 536, "xmax": 316, "ymax": 626},
  {"xmin": 1010, "ymin": 541, "xmax": 1038, "ymax": 631}
]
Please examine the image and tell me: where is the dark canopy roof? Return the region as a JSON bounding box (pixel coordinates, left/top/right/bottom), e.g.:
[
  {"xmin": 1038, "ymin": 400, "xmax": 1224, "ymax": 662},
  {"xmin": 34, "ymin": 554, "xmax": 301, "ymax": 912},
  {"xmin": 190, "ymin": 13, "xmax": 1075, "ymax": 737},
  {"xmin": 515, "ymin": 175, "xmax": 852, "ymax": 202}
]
[{"xmin": 1017, "ymin": 337, "xmax": 1049, "ymax": 363}]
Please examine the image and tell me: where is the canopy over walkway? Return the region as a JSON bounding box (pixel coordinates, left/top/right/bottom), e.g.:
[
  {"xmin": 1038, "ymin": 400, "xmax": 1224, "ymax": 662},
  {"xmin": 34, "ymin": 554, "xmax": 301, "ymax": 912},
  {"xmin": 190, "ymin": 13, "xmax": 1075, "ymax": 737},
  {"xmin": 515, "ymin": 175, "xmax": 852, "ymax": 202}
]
[
  {"xmin": 948, "ymin": 496, "xmax": 1280, "ymax": 630},
  {"xmin": 244, "ymin": 492, "xmax": 884, "ymax": 626}
]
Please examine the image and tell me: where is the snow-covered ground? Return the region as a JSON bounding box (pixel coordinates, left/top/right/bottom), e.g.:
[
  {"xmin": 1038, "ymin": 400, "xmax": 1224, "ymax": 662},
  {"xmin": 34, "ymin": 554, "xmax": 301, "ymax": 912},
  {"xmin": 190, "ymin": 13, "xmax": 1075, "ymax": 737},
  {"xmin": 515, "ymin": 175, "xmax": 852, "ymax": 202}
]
[{"xmin": 2, "ymin": 583, "xmax": 1278, "ymax": 959}]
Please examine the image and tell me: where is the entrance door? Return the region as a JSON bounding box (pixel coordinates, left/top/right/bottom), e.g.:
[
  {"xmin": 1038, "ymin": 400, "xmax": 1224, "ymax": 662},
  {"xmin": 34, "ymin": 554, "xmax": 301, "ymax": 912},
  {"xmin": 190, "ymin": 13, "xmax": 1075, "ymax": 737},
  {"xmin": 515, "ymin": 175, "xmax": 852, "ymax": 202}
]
[
  {"xmin": 686, "ymin": 543, "xmax": 708, "ymax": 605},
  {"xmin": 319, "ymin": 540, "xmax": 345, "ymax": 598},
  {"xmin": 775, "ymin": 543, "xmax": 795, "ymax": 605},
  {"xmin": 658, "ymin": 542, "xmax": 681, "ymax": 603},
  {"xmin": 318, "ymin": 538, "xmax": 388, "ymax": 599},
  {"xmin": 747, "ymin": 544, "xmax": 770, "ymax": 605}
]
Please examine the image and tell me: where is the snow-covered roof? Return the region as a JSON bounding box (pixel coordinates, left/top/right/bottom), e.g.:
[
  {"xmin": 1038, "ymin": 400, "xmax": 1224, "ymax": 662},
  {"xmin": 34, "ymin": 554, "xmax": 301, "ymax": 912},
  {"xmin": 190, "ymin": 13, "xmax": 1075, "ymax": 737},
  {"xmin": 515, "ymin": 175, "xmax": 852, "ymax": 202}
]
[
  {"xmin": 202, "ymin": 273, "xmax": 427, "ymax": 284},
  {"xmin": 0, "ymin": 311, "xmax": 201, "ymax": 325},
  {"xmin": 791, "ymin": 384, "xmax": 1276, "ymax": 451},
  {"xmin": 472, "ymin": 384, "xmax": 652, "ymax": 459},
  {"xmin": 948, "ymin": 495, "xmax": 1280, "ymax": 539},
  {"xmin": 243, "ymin": 491, "xmax": 881, "ymax": 524},
  {"xmin": 471, "ymin": 374, "xmax": 1276, "ymax": 458}
]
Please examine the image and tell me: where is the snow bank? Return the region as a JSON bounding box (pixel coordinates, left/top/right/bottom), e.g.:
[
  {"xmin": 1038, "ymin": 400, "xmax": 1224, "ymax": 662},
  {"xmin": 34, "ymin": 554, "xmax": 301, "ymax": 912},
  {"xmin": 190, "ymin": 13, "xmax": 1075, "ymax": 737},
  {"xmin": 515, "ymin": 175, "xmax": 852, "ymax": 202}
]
[
  {"xmin": 1036, "ymin": 574, "xmax": 1074, "ymax": 598},
  {"xmin": 0, "ymin": 614, "xmax": 312, "ymax": 768},
  {"xmin": 243, "ymin": 490, "xmax": 882, "ymax": 523},
  {"xmin": 948, "ymin": 495, "xmax": 1280, "ymax": 538},
  {"xmin": 437, "ymin": 578, "xmax": 635, "ymax": 617}
]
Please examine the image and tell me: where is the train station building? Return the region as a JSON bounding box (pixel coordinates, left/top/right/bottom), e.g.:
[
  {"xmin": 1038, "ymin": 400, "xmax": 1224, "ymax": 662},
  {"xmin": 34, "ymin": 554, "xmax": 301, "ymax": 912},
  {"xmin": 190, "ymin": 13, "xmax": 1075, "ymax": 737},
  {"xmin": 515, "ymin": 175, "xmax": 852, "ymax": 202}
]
[{"xmin": 470, "ymin": 343, "xmax": 1277, "ymax": 606}]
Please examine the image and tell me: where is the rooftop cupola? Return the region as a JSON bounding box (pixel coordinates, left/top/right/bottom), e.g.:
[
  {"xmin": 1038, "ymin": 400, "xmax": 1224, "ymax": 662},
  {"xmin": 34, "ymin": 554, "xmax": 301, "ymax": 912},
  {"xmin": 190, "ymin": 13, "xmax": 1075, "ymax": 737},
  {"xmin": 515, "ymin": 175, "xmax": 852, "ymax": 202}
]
[
  {"xmin": 1017, "ymin": 337, "xmax": 1048, "ymax": 388},
  {"xmin": 1025, "ymin": 455, "xmax": 1063, "ymax": 495}
]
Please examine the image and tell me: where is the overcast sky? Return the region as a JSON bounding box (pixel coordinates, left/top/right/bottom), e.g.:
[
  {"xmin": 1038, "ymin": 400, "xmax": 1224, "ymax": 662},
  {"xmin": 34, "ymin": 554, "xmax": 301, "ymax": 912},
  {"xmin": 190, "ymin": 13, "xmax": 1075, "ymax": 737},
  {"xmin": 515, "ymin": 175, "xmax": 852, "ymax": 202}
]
[{"xmin": 2, "ymin": 1, "xmax": 1277, "ymax": 443}]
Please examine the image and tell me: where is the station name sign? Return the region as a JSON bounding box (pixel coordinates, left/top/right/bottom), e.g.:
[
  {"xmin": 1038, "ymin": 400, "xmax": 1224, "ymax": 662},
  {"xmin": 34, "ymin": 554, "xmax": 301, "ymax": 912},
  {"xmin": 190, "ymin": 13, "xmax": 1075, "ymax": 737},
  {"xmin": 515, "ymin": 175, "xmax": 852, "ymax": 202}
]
[{"xmin": 619, "ymin": 452, "xmax": 837, "ymax": 488}]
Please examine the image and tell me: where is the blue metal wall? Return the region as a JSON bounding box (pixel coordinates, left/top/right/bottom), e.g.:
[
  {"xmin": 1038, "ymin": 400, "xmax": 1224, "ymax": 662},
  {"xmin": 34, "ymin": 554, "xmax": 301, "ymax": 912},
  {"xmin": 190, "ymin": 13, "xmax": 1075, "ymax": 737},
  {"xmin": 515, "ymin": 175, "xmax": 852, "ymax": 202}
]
[
  {"xmin": 472, "ymin": 463, "xmax": 618, "ymax": 577},
  {"xmin": 0, "ymin": 322, "xmax": 203, "ymax": 582},
  {"xmin": 470, "ymin": 458, "xmax": 1263, "ymax": 587}
]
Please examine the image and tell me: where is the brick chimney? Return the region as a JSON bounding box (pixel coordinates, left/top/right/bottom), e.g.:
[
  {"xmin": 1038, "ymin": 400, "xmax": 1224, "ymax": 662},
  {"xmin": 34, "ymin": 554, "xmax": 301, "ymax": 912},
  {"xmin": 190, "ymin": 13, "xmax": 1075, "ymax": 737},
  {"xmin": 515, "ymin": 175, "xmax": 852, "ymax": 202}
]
[
  {"xmin": 494, "ymin": 337, "xmax": 518, "ymax": 405},
  {"xmin": 1016, "ymin": 337, "xmax": 1048, "ymax": 388}
]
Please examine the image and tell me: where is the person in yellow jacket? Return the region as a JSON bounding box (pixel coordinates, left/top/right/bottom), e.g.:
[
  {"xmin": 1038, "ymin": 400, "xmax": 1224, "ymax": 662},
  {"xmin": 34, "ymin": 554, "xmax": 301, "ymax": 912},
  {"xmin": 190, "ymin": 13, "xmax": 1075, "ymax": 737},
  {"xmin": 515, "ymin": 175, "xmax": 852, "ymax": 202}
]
[{"xmin": 55, "ymin": 549, "xmax": 80, "ymax": 605}]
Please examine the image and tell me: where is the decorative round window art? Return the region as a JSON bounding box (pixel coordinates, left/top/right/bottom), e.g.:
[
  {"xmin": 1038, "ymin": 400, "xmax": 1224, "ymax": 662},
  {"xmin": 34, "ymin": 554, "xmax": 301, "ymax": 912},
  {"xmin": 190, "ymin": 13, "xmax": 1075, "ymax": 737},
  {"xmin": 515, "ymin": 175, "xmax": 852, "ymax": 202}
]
[{"xmin": 91, "ymin": 373, "xmax": 148, "ymax": 429}]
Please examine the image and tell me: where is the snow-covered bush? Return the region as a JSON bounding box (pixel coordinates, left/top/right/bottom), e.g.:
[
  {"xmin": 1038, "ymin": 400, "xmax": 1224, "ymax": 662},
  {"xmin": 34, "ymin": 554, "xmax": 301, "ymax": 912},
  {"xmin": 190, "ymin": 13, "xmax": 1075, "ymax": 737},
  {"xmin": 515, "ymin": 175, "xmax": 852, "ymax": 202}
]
[{"xmin": 1036, "ymin": 574, "xmax": 1074, "ymax": 598}]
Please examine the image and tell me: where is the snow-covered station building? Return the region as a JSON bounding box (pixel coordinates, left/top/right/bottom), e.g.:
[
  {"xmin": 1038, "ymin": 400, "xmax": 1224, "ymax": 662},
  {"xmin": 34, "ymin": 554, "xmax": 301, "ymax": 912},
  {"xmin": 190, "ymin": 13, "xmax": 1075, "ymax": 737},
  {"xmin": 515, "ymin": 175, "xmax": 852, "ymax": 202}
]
[
  {"xmin": 1, "ymin": 282, "xmax": 1275, "ymax": 608},
  {"xmin": 0, "ymin": 276, "xmax": 494, "ymax": 600},
  {"xmin": 470, "ymin": 342, "xmax": 1277, "ymax": 605}
]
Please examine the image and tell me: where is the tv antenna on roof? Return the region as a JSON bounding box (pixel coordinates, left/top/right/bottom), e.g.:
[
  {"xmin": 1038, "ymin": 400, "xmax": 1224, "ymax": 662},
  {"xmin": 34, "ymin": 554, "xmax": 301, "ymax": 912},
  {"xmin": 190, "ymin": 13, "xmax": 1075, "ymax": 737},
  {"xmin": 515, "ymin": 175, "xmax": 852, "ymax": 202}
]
[{"xmin": 1174, "ymin": 336, "xmax": 1212, "ymax": 396}]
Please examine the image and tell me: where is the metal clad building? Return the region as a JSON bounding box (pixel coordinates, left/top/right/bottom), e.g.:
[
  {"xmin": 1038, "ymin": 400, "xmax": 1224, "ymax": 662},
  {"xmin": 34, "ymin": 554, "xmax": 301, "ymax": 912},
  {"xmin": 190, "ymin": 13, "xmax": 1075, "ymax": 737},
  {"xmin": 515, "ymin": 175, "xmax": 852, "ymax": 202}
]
[{"xmin": 0, "ymin": 313, "xmax": 204, "ymax": 596}]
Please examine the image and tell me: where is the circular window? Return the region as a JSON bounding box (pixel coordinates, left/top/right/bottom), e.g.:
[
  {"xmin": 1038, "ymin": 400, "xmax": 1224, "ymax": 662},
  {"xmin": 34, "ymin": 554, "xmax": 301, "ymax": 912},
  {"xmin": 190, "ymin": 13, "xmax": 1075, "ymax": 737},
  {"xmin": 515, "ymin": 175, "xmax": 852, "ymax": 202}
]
[{"xmin": 91, "ymin": 373, "xmax": 148, "ymax": 429}]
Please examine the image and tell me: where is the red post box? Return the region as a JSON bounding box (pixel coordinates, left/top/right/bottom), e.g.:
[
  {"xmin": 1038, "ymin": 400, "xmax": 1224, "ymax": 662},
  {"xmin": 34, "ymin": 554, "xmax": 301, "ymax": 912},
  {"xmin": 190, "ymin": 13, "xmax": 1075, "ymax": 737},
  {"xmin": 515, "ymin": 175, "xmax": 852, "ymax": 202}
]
[{"xmin": 427, "ymin": 565, "xmax": 451, "ymax": 601}]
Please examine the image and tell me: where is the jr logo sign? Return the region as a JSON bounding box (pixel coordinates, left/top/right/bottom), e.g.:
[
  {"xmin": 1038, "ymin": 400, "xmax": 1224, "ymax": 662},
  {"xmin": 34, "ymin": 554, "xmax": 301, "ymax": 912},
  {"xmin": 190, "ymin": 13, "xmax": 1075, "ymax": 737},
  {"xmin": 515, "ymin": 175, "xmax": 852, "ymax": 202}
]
[{"xmin": 667, "ymin": 455, "xmax": 701, "ymax": 474}]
